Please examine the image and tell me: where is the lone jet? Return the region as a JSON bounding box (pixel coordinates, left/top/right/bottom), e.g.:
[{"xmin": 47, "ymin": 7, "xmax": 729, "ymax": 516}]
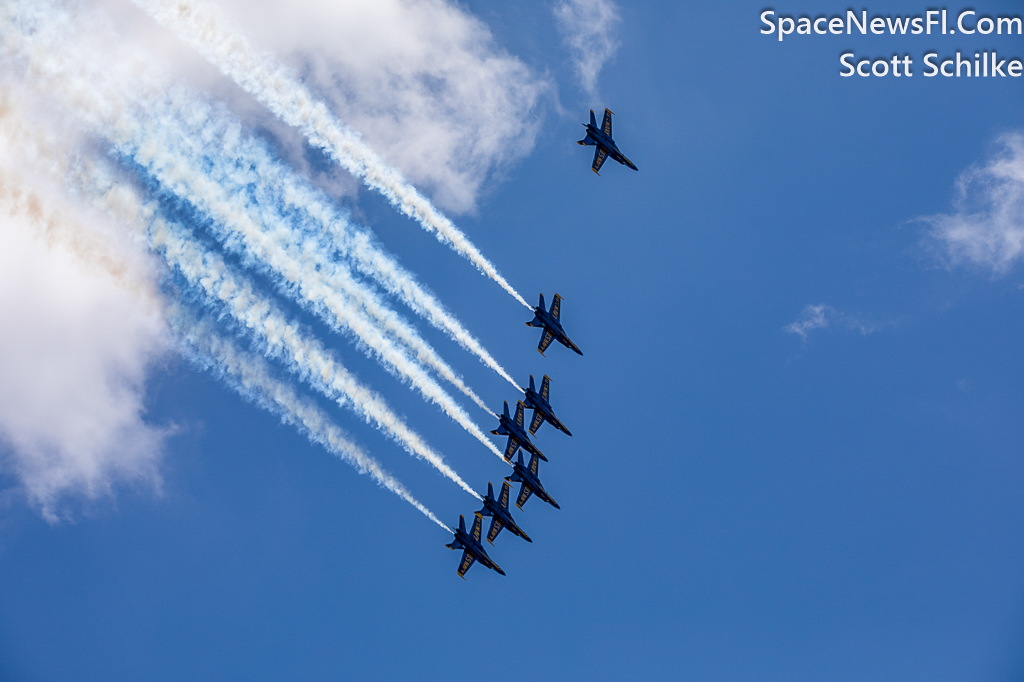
[
  {"xmin": 505, "ymin": 451, "xmax": 560, "ymax": 511},
  {"xmin": 491, "ymin": 400, "xmax": 546, "ymax": 462},
  {"xmin": 526, "ymin": 293, "xmax": 582, "ymax": 356},
  {"xmin": 477, "ymin": 481, "xmax": 532, "ymax": 544},
  {"xmin": 577, "ymin": 108, "xmax": 638, "ymax": 175},
  {"xmin": 446, "ymin": 513, "xmax": 506, "ymax": 579},
  {"xmin": 524, "ymin": 374, "xmax": 572, "ymax": 437}
]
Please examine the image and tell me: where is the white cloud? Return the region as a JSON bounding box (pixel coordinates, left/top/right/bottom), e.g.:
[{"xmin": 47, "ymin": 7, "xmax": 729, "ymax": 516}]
[
  {"xmin": 785, "ymin": 304, "xmax": 881, "ymax": 342},
  {"xmin": 204, "ymin": 0, "xmax": 551, "ymax": 214},
  {"xmin": 553, "ymin": 0, "xmax": 621, "ymax": 98},
  {"xmin": 0, "ymin": 91, "xmax": 171, "ymax": 522},
  {"xmin": 924, "ymin": 133, "xmax": 1024, "ymax": 276}
]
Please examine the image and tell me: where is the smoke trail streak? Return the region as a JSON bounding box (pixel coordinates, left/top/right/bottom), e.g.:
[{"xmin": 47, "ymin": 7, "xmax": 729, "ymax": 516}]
[
  {"xmin": 165, "ymin": 99, "xmax": 524, "ymax": 394},
  {"xmin": 146, "ymin": 210, "xmax": 498, "ymax": 488},
  {"xmin": 172, "ymin": 308, "xmax": 452, "ymax": 532},
  {"xmin": 0, "ymin": 99, "xmax": 452, "ymax": 532},
  {"xmin": 66, "ymin": 146, "xmax": 497, "ymax": 487},
  {"xmin": 2, "ymin": 0, "xmax": 504, "ymax": 457},
  {"xmin": 122, "ymin": 93, "xmax": 495, "ymax": 415},
  {"xmin": 134, "ymin": 0, "xmax": 533, "ymax": 309}
]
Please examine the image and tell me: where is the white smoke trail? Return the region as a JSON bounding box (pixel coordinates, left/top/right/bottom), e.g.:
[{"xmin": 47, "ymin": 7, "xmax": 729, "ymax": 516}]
[
  {"xmin": 168, "ymin": 99, "xmax": 524, "ymax": 394},
  {"xmin": 0, "ymin": 86, "xmax": 453, "ymax": 530},
  {"xmin": 134, "ymin": 0, "xmax": 533, "ymax": 309},
  {"xmin": 172, "ymin": 309, "xmax": 452, "ymax": 532},
  {"xmin": 122, "ymin": 92, "xmax": 496, "ymax": 414},
  {"xmin": 145, "ymin": 208, "xmax": 496, "ymax": 490},
  {"xmin": 2, "ymin": 0, "xmax": 504, "ymax": 459},
  {"xmin": 64, "ymin": 148, "xmax": 495, "ymax": 489}
]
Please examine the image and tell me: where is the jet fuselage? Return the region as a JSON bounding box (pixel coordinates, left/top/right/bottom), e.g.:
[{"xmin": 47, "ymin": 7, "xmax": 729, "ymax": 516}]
[
  {"xmin": 524, "ymin": 377, "xmax": 572, "ymax": 437},
  {"xmin": 493, "ymin": 401, "xmax": 546, "ymax": 461},
  {"xmin": 478, "ymin": 484, "xmax": 532, "ymax": 543},
  {"xmin": 506, "ymin": 454, "xmax": 560, "ymax": 510},
  {"xmin": 581, "ymin": 119, "xmax": 638, "ymax": 171},
  {"xmin": 446, "ymin": 514, "xmax": 505, "ymax": 577}
]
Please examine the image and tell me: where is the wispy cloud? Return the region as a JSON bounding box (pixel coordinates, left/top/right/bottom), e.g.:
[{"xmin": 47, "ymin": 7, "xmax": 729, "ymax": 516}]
[
  {"xmin": 785, "ymin": 304, "xmax": 881, "ymax": 342},
  {"xmin": 553, "ymin": 0, "xmax": 621, "ymax": 98},
  {"xmin": 207, "ymin": 0, "xmax": 551, "ymax": 213},
  {"xmin": 0, "ymin": 111, "xmax": 170, "ymax": 521},
  {"xmin": 923, "ymin": 132, "xmax": 1024, "ymax": 276}
]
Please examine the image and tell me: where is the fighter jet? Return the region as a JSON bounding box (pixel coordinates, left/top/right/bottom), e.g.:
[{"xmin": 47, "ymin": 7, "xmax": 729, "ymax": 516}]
[
  {"xmin": 577, "ymin": 108, "xmax": 638, "ymax": 175},
  {"xmin": 505, "ymin": 451, "xmax": 560, "ymax": 511},
  {"xmin": 526, "ymin": 293, "xmax": 582, "ymax": 356},
  {"xmin": 445, "ymin": 513, "xmax": 506, "ymax": 579},
  {"xmin": 477, "ymin": 481, "xmax": 532, "ymax": 545},
  {"xmin": 491, "ymin": 400, "xmax": 546, "ymax": 462},
  {"xmin": 524, "ymin": 374, "xmax": 572, "ymax": 437}
]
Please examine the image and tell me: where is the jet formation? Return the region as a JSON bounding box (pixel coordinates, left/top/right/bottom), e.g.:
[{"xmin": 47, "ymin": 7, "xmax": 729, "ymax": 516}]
[
  {"xmin": 446, "ymin": 292, "xmax": 581, "ymax": 578},
  {"xmin": 448, "ymin": 106, "xmax": 629, "ymax": 577}
]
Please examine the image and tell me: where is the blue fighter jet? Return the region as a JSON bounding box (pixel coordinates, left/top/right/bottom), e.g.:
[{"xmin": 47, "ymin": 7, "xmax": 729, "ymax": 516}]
[
  {"xmin": 491, "ymin": 400, "xmax": 546, "ymax": 462},
  {"xmin": 446, "ymin": 513, "xmax": 505, "ymax": 579},
  {"xmin": 524, "ymin": 374, "xmax": 572, "ymax": 437},
  {"xmin": 477, "ymin": 482, "xmax": 532, "ymax": 544},
  {"xmin": 505, "ymin": 451, "xmax": 560, "ymax": 510},
  {"xmin": 526, "ymin": 293, "xmax": 582, "ymax": 356},
  {"xmin": 577, "ymin": 108, "xmax": 638, "ymax": 175}
]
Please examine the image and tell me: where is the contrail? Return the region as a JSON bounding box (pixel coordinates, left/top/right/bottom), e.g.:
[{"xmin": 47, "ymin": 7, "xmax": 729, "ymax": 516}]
[
  {"xmin": 0, "ymin": 108, "xmax": 451, "ymax": 530},
  {"xmin": 75, "ymin": 158, "xmax": 497, "ymax": 489},
  {"xmin": 121, "ymin": 93, "xmax": 496, "ymax": 414},
  {"xmin": 172, "ymin": 308, "xmax": 452, "ymax": 532},
  {"xmin": 3, "ymin": 2, "xmax": 504, "ymax": 456},
  {"xmin": 133, "ymin": 0, "xmax": 533, "ymax": 309},
  {"xmin": 147, "ymin": 211, "xmax": 498, "ymax": 488},
  {"xmin": 165, "ymin": 98, "xmax": 524, "ymax": 394}
]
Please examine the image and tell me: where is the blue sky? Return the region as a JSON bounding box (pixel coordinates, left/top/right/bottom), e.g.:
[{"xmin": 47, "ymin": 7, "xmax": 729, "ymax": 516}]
[{"xmin": 1, "ymin": 1, "xmax": 1023, "ymax": 680}]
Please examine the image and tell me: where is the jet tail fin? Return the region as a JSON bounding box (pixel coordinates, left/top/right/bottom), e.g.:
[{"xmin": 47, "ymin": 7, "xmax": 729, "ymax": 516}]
[
  {"xmin": 458, "ymin": 514, "xmax": 466, "ymax": 533},
  {"xmin": 589, "ymin": 109, "xmax": 597, "ymax": 127},
  {"xmin": 529, "ymin": 374, "xmax": 536, "ymax": 393},
  {"xmin": 487, "ymin": 481, "xmax": 494, "ymax": 500},
  {"xmin": 538, "ymin": 292, "xmax": 546, "ymax": 312}
]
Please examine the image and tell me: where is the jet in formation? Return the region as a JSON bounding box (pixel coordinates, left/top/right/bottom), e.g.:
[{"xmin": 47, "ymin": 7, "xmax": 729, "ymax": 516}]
[
  {"xmin": 505, "ymin": 451, "xmax": 560, "ymax": 510},
  {"xmin": 446, "ymin": 513, "xmax": 506, "ymax": 579},
  {"xmin": 524, "ymin": 374, "xmax": 572, "ymax": 437},
  {"xmin": 577, "ymin": 108, "xmax": 638, "ymax": 175},
  {"xmin": 477, "ymin": 481, "xmax": 532, "ymax": 544},
  {"xmin": 527, "ymin": 293, "xmax": 582, "ymax": 356},
  {"xmin": 491, "ymin": 400, "xmax": 546, "ymax": 462}
]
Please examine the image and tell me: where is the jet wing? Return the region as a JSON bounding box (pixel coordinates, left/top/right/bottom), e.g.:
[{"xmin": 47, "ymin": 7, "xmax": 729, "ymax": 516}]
[
  {"xmin": 528, "ymin": 409, "xmax": 545, "ymax": 436},
  {"xmin": 503, "ymin": 435, "xmax": 521, "ymax": 461},
  {"xmin": 486, "ymin": 517, "xmax": 505, "ymax": 544},
  {"xmin": 592, "ymin": 148, "xmax": 608, "ymax": 175},
  {"xmin": 550, "ymin": 295, "xmax": 561, "ymax": 322},
  {"xmin": 470, "ymin": 514, "xmax": 483, "ymax": 544},
  {"xmin": 540, "ymin": 375, "xmax": 551, "ymax": 402},
  {"xmin": 499, "ymin": 481, "xmax": 511, "ymax": 509},
  {"xmin": 602, "ymin": 108, "xmax": 613, "ymax": 136},
  {"xmin": 457, "ymin": 550, "xmax": 476, "ymax": 578},
  {"xmin": 538, "ymin": 328, "xmax": 555, "ymax": 355},
  {"xmin": 516, "ymin": 483, "xmax": 535, "ymax": 510},
  {"xmin": 514, "ymin": 402, "xmax": 525, "ymax": 429}
]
